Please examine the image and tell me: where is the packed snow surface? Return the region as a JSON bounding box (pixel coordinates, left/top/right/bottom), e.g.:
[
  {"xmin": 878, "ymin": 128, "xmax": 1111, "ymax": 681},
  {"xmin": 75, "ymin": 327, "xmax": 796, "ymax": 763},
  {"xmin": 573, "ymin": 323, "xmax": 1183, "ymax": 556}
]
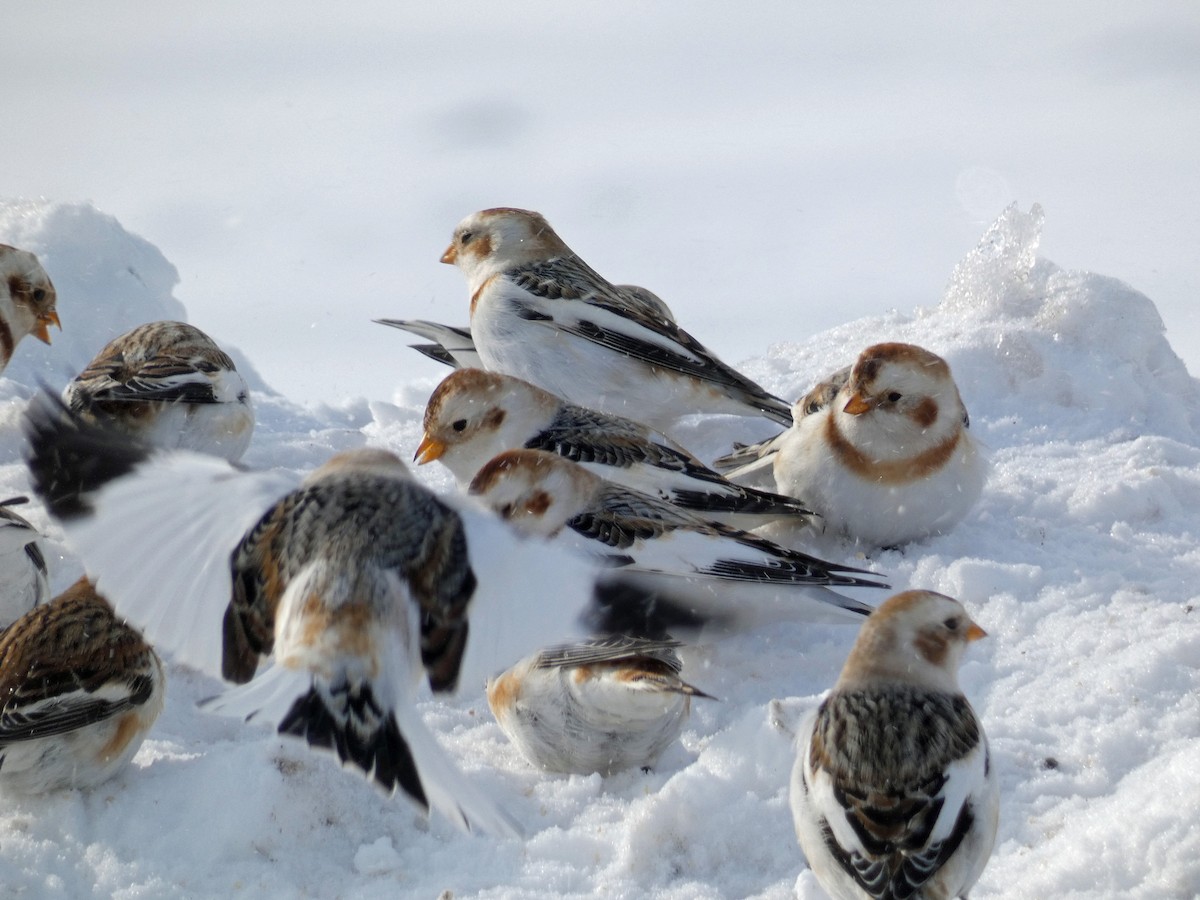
[{"xmin": 0, "ymin": 200, "xmax": 1197, "ymax": 898}]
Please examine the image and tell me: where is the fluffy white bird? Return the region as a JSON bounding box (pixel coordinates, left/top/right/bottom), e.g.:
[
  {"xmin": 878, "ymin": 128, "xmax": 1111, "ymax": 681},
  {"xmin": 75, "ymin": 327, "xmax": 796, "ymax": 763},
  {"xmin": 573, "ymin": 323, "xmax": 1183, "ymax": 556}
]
[
  {"xmin": 376, "ymin": 284, "xmax": 673, "ymax": 371},
  {"xmin": 0, "ymin": 243, "xmax": 60, "ymax": 373},
  {"xmin": 0, "ymin": 577, "xmax": 165, "ymax": 795},
  {"xmin": 790, "ymin": 590, "xmax": 998, "ymax": 900},
  {"xmin": 440, "ymin": 207, "xmax": 793, "ymax": 432},
  {"xmin": 0, "ymin": 497, "xmax": 50, "ymax": 629},
  {"xmin": 469, "ymin": 449, "xmax": 888, "ymax": 627},
  {"xmin": 716, "ymin": 343, "xmax": 986, "ymax": 547},
  {"xmin": 63, "ymin": 320, "xmax": 254, "ymax": 462},
  {"xmin": 23, "ymin": 395, "xmax": 706, "ymax": 835},
  {"xmin": 416, "ymin": 369, "xmax": 814, "ymax": 529},
  {"xmin": 487, "ymin": 635, "xmax": 712, "ymax": 776}
]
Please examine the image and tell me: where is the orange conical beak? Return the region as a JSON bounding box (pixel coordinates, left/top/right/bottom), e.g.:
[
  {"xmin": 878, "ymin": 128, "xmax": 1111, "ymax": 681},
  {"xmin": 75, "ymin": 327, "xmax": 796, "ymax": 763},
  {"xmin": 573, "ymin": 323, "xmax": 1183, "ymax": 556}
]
[
  {"xmin": 32, "ymin": 310, "xmax": 61, "ymax": 345},
  {"xmin": 414, "ymin": 434, "xmax": 446, "ymax": 465},
  {"xmin": 842, "ymin": 392, "xmax": 873, "ymax": 416},
  {"xmin": 965, "ymin": 622, "xmax": 987, "ymax": 642},
  {"xmin": 440, "ymin": 244, "xmax": 458, "ymax": 265}
]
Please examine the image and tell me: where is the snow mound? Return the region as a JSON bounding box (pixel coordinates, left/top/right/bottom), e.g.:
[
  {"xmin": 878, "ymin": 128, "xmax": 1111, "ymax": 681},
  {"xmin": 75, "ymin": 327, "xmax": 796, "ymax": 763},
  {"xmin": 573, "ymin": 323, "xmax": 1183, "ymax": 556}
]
[{"xmin": 0, "ymin": 198, "xmax": 270, "ymax": 396}]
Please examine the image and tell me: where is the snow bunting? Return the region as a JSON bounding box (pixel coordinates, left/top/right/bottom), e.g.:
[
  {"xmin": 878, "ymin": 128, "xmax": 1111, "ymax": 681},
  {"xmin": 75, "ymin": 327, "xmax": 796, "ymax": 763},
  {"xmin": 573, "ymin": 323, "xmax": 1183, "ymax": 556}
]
[
  {"xmin": 440, "ymin": 207, "xmax": 793, "ymax": 432},
  {"xmin": 0, "ymin": 497, "xmax": 50, "ymax": 629},
  {"xmin": 469, "ymin": 449, "xmax": 888, "ymax": 627},
  {"xmin": 64, "ymin": 320, "xmax": 254, "ymax": 462},
  {"xmin": 717, "ymin": 343, "xmax": 986, "ymax": 547},
  {"xmin": 487, "ymin": 635, "xmax": 711, "ymax": 776},
  {"xmin": 0, "ymin": 243, "xmax": 60, "ymax": 373},
  {"xmin": 376, "ymin": 285, "xmax": 672, "ymax": 372},
  {"xmin": 0, "ymin": 577, "xmax": 165, "ymax": 795},
  {"xmin": 790, "ymin": 590, "xmax": 998, "ymax": 900},
  {"xmin": 23, "ymin": 395, "xmax": 708, "ymax": 835},
  {"xmin": 416, "ymin": 369, "xmax": 814, "ymax": 529}
]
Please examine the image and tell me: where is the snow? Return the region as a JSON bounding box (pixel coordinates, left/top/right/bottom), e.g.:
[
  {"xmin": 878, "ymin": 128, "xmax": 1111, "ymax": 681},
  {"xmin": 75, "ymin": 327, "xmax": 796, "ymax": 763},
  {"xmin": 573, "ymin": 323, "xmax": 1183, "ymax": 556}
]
[{"xmin": 1, "ymin": 199, "xmax": 1198, "ymax": 898}]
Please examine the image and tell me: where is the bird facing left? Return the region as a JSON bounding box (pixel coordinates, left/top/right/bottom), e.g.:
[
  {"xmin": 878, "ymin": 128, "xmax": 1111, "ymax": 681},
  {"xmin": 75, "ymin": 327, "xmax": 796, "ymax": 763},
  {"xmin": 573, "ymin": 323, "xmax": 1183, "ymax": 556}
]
[{"xmin": 0, "ymin": 243, "xmax": 60, "ymax": 374}]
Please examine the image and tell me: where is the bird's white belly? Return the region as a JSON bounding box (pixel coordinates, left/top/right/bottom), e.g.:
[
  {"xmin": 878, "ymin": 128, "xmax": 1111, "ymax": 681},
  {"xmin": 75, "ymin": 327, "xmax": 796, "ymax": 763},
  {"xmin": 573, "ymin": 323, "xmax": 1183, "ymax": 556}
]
[{"xmin": 776, "ymin": 431, "xmax": 985, "ymax": 547}]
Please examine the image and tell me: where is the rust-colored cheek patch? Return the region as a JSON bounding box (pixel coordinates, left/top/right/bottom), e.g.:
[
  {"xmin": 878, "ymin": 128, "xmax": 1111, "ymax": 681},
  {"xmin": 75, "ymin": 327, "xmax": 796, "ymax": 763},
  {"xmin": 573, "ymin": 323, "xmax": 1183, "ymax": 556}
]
[
  {"xmin": 483, "ymin": 407, "xmax": 507, "ymax": 430},
  {"xmin": 914, "ymin": 628, "xmax": 950, "ymax": 667},
  {"xmin": 523, "ymin": 490, "xmax": 553, "ymax": 516},
  {"xmin": 910, "ymin": 398, "xmax": 939, "ymax": 429},
  {"xmin": 471, "ymin": 234, "xmax": 493, "ymax": 259}
]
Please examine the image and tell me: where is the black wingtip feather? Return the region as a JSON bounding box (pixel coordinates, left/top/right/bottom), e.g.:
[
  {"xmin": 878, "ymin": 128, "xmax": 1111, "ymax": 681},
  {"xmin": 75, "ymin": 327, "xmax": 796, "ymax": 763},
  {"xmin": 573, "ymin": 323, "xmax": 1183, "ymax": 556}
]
[
  {"xmin": 670, "ymin": 487, "xmax": 815, "ymax": 519},
  {"xmin": 586, "ymin": 575, "xmax": 728, "ymax": 640},
  {"xmin": 278, "ymin": 681, "xmax": 428, "ymax": 810},
  {"xmin": 22, "ymin": 390, "xmax": 152, "ymax": 520},
  {"xmin": 411, "ymin": 343, "xmax": 458, "ymax": 367}
]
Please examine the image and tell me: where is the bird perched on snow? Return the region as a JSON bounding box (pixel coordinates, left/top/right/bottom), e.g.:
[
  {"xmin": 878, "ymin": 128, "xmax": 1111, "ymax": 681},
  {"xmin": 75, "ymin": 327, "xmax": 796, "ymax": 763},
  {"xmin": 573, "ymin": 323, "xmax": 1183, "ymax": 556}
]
[
  {"xmin": 0, "ymin": 576, "xmax": 165, "ymax": 795},
  {"xmin": 487, "ymin": 634, "xmax": 712, "ymax": 776},
  {"xmin": 469, "ymin": 449, "xmax": 887, "ymax": 627},
  {"xmin": 416, "ymin": 369, "xmax": 814, "ymax": 529},
  {"xmin": 23, "ymin": 395, "xmax": 706, "ymax": 835},
  {"xmin": 790, "ymin": 589, "xmax": 998, "ymax": 900},
  {"xmin": 376, "ymin": 283, "xmax": 674, "ymax": 372},
  {"xmin": 0, "ymin": 243, "xmax": 60, "ymax": 374},
  {"xmin": 63, "ymin": 320, "xmax": 254, "ymax": 462},
  {"xmin": 715, "ymin": 343, "xmax": 986, "ymax": 547},
  {"xmin": 439, "ymin": 207, "xmax": 793, "ymax": 433},
  {"xmin": 0, "ymin": 496, "xmax": 50, "ymax": 629}
]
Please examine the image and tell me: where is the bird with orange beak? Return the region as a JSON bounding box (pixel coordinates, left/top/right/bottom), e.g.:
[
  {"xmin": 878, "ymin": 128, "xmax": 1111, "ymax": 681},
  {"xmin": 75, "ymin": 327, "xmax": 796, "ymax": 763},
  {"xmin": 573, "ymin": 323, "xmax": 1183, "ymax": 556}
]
[
  {"xmin": 438, "ymin": 207, "xmax": 793, "ymax": 437},
  {"xmin": 0, "ymin": 244, "xmax": 60, "ymax": 372},
  {"xmin": 789, "ymin": 589, "xmax": 998, "ymax": 900},
  {"xmin": 715, "ymin": 343, "xmax": 987, "ymax": 546}
]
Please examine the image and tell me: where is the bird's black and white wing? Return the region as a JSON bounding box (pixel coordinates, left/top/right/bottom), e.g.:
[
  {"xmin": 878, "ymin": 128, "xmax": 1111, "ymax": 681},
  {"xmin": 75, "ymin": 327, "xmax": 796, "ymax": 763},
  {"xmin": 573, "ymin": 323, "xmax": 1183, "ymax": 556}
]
[{"xmin": 374, "ymin": 319, "xmax": 482, "ymax": 369}]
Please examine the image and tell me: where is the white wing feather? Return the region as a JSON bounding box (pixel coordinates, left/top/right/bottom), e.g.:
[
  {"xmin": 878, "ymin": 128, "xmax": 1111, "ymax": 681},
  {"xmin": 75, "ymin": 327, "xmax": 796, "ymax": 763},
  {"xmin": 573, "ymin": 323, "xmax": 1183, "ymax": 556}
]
[{"xmin": 62, "ymin": 452, "xmax": 298, "ymax": 675}]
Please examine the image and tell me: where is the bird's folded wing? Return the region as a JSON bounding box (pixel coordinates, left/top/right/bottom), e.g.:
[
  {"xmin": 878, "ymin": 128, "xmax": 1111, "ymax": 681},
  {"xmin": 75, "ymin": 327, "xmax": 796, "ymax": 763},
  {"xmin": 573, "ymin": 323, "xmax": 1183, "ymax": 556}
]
[
  {"xmin": 533, "ymin": 635, "xmax": 684, "ymax": 671},
  {"xmin": 507, "ymin": 259, "xmax": 792, "ymax": 424},
  {"xmin": 526, "ymin": 407, "xmax": 694, "ymax": 473},
  {"xmin": 0, "ymin": 678, "xmax": 152, "ymax": 743}
]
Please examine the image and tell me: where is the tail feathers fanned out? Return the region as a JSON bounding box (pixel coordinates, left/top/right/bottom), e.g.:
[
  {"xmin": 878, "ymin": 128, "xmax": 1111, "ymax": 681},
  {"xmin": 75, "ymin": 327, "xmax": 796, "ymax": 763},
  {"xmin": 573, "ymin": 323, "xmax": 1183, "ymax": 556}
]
[{"xmin": 199, "ymin": 665, "xmax": 522, "ymax": 838}]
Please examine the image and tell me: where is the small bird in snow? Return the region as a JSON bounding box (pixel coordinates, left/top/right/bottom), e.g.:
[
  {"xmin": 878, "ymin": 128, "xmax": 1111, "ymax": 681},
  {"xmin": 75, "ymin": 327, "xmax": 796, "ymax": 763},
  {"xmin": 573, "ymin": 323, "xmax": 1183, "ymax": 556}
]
[
  {"xmin": 0, "ymin": 496, "xmax": 50, "ymax": 629},
  {"xmin": 469, "ymin": 449, "xmax": 887, "ymax": 627},
  {"xmin": 0, "ymin": 576, "xmax": 165, "ymax": 795},
  {"xmin": 0, "ymin": 243, "xmax": 60, "ymax": 373},
  {"xmin": 487, "ymin": 634, "xmax": 712, "ymax": 776},
  {"xmin": 439, "ymin": 207, "xmax": 793, "ymax": 433},
  {"xmin": 415, "ymin": 369, "xmax": 814, "ymax": 529},
  {"xmin": 790, "ymin": 589, "xmax": 998, "ymax": 900},
  {"xmin": 22, "ymin": 395, "xmax": 706, "ymax": 835},
  {"xmin": 376, "ymin": 284, "xmax": 674, "ymax": 372},
  {"xmin": 64, "ymin": 320, "xmax": 254, "ymax": 462},
  {"xmin": 715, "ymin": 343, "xmax": 986, "ymax": 547}
]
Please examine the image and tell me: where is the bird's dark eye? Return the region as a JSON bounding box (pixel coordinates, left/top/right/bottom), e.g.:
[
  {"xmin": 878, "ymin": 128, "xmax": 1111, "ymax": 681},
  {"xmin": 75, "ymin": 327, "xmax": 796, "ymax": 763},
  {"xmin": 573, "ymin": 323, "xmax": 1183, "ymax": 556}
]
[
  {"xmin": 452, "ymin": 419, "xmax": 468, "ymax": 432},
  {"xmin": 32, "ymin": 288, "xmax": 45, "ymax": 303},
  {"xmin": 887, "ymin": 392, "xmax": 903, "ymax": 403},
  {"xmin": 499, "ymin": 503, "xmax": 514, "ymax": 519},
  {"xmin": 460, "ymin": 230, "xmax": 474, "ymax": 245},
  {"xmin": 944, "ymin": 617, "xmax": 959, "ymax": 631}
]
